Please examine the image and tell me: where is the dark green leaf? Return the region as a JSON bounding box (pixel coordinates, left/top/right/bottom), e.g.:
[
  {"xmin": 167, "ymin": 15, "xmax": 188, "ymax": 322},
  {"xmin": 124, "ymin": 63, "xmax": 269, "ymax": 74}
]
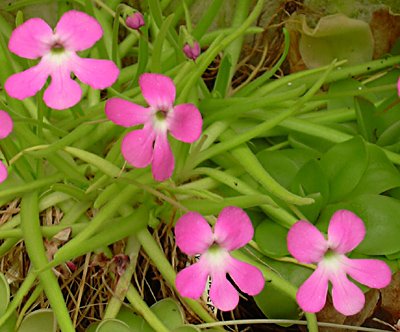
[
  {"xmin": 354, "ymin": 96, "xmax": 377, "ymax": 142},
  {"xmin": 257, "ymin": 148, "xmax": 319, "ymax": 189},
  {"xmin": 255, "ymin": 220, "xmax": 289, "ymax": 257},
  {"xmin": 291, "ymin": 159, "xmax": 330, "ymax": 222},
  {"xmin": 320, "ymin": 136, "xmax": 368, "ymax": 202}
]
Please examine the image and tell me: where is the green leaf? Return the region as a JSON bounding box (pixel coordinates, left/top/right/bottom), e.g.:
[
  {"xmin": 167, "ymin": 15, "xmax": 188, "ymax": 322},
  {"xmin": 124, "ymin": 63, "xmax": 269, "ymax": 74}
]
[
  {"xmin": 350, "ymin": 143, "xmax": 400, "ymax": 196},
  {"xmin": 17, "ymin": 309, "xmax": 56, "ymax": 332},
  {"xmin": 255, "ymin": 220, "xmax": 289, "ymax": 257},
  {"xmin": 0, "ymin": 273, "xmax": 10, "ymax": 315},
  {"xmin": 116, "ymin": 307, "xmax": 152, "ymax": 332},
  {"xmin": 254, "ymin": 260, "xmax": 312, "ymax": 322},
  {"xmin": 318, "ymin": 194, "xmax": 400, "ymax": 255},
  {"xmin": 354, "ymin": 96, "xmax": 377, "ymax": 142},
  {"xmin": 327, "ymin": 78, "xmax": 364, "ymax": 110},
  {"xmin": 95, "ymin": 319, "xmax": 131, "ymax": 332},
  {"xmin": 320, "ymin": 136, "xmax": 368, "ymax": 202},
  {"xmin": 150, "ymin": 298, "xmax": 184, "ymax": 330},
  {"xmin": 288, "ymin": 131, "xmax": 334, "ymax": 154},
  {"xmin": 257, "ymin": 148, "xmax": 319, "ymax": 189},
  {"xmin": 0, "ymin": 311, "xmax": 17, "ymax": 332},
  {"xmin": 291, "ymin": 159, "xmax": 330, "ymax": 222},
  {"xmin": 377, "ymin": 120, "xmax": 400, "ymax": 147},
  {"xmin": 254, "ymin": 284, "xmax": 299, "ymax": 324}
]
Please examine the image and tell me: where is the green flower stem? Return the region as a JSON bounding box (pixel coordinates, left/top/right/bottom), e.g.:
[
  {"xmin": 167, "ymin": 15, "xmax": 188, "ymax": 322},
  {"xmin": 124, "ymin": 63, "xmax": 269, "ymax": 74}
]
[
  {"xmin": 177, "ymin": 0, "xmax": 264, "ymax": 102},
  {"xmin": 21, "ymin": 192, "xmax": 75, "ymax": 332},
  {"xmin": 192, "ymin": 167, "xmax": 297, "ymax": 228},
  {"xmin": 103, "ymin": 236, "xmax": 141, "ymax": 319},
  {"xmin": 192, "ymin": 0, "xmax": 224, "ymax": 39},
  {"xmin": 232, "ymin": 250, "xmax": 318, "ymax": 332},
  {"xmin": 0, "ymin": 270, "xmax": 36, "ymax": 328},
  {"xmin": 125, "ymin": 285, "xmax": 170, "ymax": 332},
  {"xmin": 136, "ymin": 229, "xmax": 221, "ymax": 326}
]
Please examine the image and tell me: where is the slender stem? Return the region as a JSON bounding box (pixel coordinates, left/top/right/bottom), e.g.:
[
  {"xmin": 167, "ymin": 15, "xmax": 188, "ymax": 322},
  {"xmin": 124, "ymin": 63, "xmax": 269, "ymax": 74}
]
[{"xmin": 196, "ymin": 319, "xmax": 391, "ymax": 332}]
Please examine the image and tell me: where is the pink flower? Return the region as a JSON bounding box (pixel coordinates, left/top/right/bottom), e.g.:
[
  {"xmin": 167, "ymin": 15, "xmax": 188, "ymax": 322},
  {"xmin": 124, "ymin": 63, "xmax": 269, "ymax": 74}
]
[
  {"xmin": 287, "ymin": 210, "xmax": 392, "ymax": 316},
  {"xmin": 174, "ymin": 207, "xmax": 265, "ymax": 311},
  {"xmin": 105, "ymin": 73, "xmax": 202, "ymax": 181},
  {"xmin": 126, "ymin": 12, "xmax": 145, "ymax": 30},
  {"xmin": 4, "ymin": 10, "xmax": 119, "ymax": 110},
  {"xmin": 183, "ymin": 41, "xmax": 200, "ymax": 61},
  {"xmin": 0, "ymin": 110, "xmax": 13, "ymax": 183}
]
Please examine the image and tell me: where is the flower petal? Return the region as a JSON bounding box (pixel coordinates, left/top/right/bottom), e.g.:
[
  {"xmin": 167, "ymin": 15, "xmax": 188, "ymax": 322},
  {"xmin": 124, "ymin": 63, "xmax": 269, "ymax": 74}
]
[
  {"xmin": 152, "ymin": 133, "xmax": 174, "ymax": 181},
  {"xmin": 121, "ymin": 127, "xmax": 155, "ymax": 168},
  {"xmin": 0, "ymin": 111, "xmax": 13, "ymax": 139},
  {"xmin": 344, "ymin": 257, "xmax": 392, "ymax": 289},
  {"xmin": 296, "ymin": 266, "xmax": 329, "ymax": 313},
  {"xmin": 175, "ymin": 261, "xmax": 209, "ymax": 299},
  {"xmin": 105, "ymin": 98, "xmax": 150, "ymax": 127},
  {"xmin": 8, "ymin": 18, "xmax": 52, "ymax": 59},
  {"xmin": 209, "ymin": 271, "xmax": 239, "ymax": 311},
  {"xmin": 139, "ymin": 73, "xmax": 175, "ymax": 110},
  {"xmin": 0, "ymin": 161, "xmax": 8, "ymax": 184},
  {"xmin": 175, "ymin": 211, "xmax": 213, "ymax": 255},
  {"xmin": 328, "ymin": 210, "xmax": 365, "ymax": 254},
  {"xmin": 5, "ymin": 62, "xmax": 50, "ymax": 100},
  {"xmin": 287, "ymin": 221, "xmax": 328, "ymax": 264},
  {"xmin": 43, "ymin": 68, "xmax": 82, "ymax": 110},
  {"xmin": 330, "ymin": 270, "xmax": 365, "ymax": 316},
  {"xmin": 55, "ymin": 10, "xmax": 103, "ymax": 51},
  {"xmin": 71, "ymin": 56, "xmax": 119, "ymax": 89},
  {"xmin": 168, "ymin": 103, "xmax": 202, "ymax": 143},
  {"xmin": 227, "ymin": 257, "xmax": 264, "ymax": 296},
  {"xmin": 214, "ymin": 206, "xmax": 253, "ymax": 250}
]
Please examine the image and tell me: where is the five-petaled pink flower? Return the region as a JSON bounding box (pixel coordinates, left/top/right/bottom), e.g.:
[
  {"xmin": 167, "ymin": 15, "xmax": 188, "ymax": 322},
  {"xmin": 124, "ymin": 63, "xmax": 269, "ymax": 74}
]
[
  {"xmin": 174, "ymin": 206, "xmax": 265, "ymax": 311},
  {"xmin": 105, "ymin": 73, "xmax": 202, "ymax": 181},
  {"xmin": 0, "ymin": 110, "xmax": 13, "ymax": 183},
  {"xmin": 5, "ymin": 10, "xmax": 119, "ymax": 110},
  {"xmin": 287, "ymin": 210, "xmax": 392, "ymax": 316}
]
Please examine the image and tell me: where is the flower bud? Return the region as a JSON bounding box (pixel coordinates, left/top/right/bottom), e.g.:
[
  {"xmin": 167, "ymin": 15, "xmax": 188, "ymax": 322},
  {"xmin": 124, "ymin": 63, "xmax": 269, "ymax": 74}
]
[
  {"xmin": 126, "ymin": 11, "xmax": 145, "ymax": 30},
  {"xmin": 183, "ymin": 41, "xmax": 200, "ymax": 60}
]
